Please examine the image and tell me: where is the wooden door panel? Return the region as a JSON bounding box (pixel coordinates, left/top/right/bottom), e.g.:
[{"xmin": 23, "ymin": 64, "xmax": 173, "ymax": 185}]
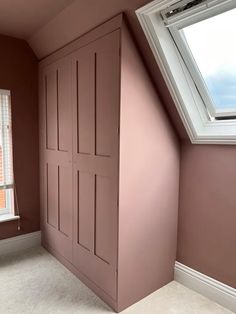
[
  {"xmin": 77, "ymin": 171, "xmax": 94, "ymax": 251},
  {"xmin": 58, "ymin": 165, "xmax": 72, "ymax": 237},
  {"xmin": 95, "ymin": 175, "xmax": 116, "ymax": 265},
  {"xmin": 77, "ymin": 54, "xmax": 95, "ymax": 155},
  {"xmin": 72, "ymin": 30, "xmax": 120, "ymax": 300},
  {"xmin": 39, "ymin": 56, "xmax": 73, "ymax": 262},
  {"xmin": 58, "ymin": 60, "xmax": 71, "ymax": 152},
  {"xmin": 72, "ymin": 242, "xmax": 117, "ymax": 300},
  {"xmin": 46, "ymin": 69, "xmax": 57, "ymax": 150},
  {"xmin": 46, "ymin": 163, "xmax": 58, "ymax": 228},
  {"xmin": 95, "ymin": 49, "xmax": 119, "ymax": 157}
]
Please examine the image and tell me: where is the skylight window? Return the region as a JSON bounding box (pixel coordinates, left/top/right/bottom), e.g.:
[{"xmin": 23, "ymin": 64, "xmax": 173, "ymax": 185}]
[
  {"xmin": 176, "ymin": 7, "xmax": 236, "ymax": 117},
  {"xmin": 137, "ymin": 0, "xmax": 236, "ymax": 144}
]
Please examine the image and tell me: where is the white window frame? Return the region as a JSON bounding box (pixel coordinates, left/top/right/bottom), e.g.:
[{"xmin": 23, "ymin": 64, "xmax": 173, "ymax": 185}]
[
  {"xmin": 136, "ymin": 0, "xmax": 236, "ymax": 144},
  {"xmin": 0, "ymin": 89, "xmax": 14, "ymax": 216}
]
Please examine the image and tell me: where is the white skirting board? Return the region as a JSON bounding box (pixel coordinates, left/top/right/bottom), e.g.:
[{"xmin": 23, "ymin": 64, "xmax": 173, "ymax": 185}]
[
  {"xmin": 0, "ymin": 231, "xmax": 41, "ymax": 255},
  {"xmin": 175, "ymin": 262, "xmax": 236, "ymax": 313}
]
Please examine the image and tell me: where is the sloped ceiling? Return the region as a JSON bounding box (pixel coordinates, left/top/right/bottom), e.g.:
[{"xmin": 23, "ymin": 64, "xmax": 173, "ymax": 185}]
[
  {"xmin": 0, "ymin": 0, "xmax": 74, "ymax": 39},
  {"xmin": 0, "ymin": 0, "xmax": 185, "ymax": 138},
  {"xmin": 29, "ymin": 0, "xmax": 185, "ymax": 138},
  {"xmin": 28, "ymin": 0, "xmax": 152, "ymax": 59}
]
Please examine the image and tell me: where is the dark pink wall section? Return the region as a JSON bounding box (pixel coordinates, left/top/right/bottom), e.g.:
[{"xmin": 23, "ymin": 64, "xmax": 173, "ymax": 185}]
[
  {"xmin": 0, "ymin": 34, "xmax": 39, "ymax": 240},
  {"xmin": 178, "ymin": 142, "xmax": 236, "ymax": 288}
]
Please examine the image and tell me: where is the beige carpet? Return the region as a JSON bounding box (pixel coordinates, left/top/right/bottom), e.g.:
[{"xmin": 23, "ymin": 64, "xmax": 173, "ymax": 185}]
[{"xmin": 0, "ymin": 247, "xmax": 232, "ymax": 314}]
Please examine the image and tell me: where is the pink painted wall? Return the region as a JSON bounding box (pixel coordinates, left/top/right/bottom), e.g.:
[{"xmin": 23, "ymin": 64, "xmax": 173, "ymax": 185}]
[
  {"xmin": 178, "ymin": 141, "xmax": 236, "ymax": 288},
  {"xmin": 0, "ymin": 34, "xmax": 39, "ymax": 240}
]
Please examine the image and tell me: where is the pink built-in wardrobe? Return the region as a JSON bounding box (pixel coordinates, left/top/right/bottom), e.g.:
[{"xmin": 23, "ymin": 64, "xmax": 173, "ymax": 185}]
[{"xmin": 39, "ymin": 14, "xmax": 179, "ymax": 312}]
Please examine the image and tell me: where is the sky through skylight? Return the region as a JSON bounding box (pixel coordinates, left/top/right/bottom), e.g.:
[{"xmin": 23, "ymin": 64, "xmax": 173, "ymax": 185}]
[{"xmin": 183, "ymin": 8, "xmax": 236, "ymax": 110}]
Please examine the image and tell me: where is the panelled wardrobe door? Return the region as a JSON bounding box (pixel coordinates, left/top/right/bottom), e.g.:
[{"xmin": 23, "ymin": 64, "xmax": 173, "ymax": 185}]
[
  {"xmin": 71, "ymin": 30, "xmax": 120, "ymax": 300},
  {"xmin": 39, "ymin": 56, "xmax": 73, "ymax": 261}
]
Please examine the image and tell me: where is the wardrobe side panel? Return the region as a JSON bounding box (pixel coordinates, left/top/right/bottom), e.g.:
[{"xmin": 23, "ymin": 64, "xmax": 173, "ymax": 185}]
[{"xmin": 118, "ymin": 24, "xmax": 180, "ymax": 311}]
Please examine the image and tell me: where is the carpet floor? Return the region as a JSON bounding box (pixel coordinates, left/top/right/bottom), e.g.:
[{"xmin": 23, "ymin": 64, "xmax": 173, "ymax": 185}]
[{"xmin": 0, "ymin": 246, "xmax": 232, "ymax": 314}]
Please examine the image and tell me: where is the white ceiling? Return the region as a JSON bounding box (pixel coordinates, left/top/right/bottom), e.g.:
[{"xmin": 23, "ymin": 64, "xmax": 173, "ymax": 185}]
[{"xmin": 0, "ymin": 0, "xmax": 75, "ymax": 39}]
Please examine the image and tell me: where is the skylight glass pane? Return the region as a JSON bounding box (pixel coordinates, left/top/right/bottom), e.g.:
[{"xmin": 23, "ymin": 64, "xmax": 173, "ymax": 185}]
[{"xmin": 182, "ymin": 8, "xmax": 236, "ymax": 111}]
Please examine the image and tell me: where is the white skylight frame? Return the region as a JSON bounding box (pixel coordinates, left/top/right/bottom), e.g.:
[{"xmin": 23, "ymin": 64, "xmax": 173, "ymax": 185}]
[{"xmin": 136, "ymin": 0, "xmax": 236, "ymax": 144}]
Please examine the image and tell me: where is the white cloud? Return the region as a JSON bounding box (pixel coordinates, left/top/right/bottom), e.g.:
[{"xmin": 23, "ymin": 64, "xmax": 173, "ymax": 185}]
[{"xmin": 183, "ymin": 8, "xmax": 236, "ymax": 77}]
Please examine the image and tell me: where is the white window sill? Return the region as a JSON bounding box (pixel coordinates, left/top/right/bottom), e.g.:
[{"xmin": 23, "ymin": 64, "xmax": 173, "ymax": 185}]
[{"xmin": 0, "ymin": 214, "xmax": 20, "ymax": 223}]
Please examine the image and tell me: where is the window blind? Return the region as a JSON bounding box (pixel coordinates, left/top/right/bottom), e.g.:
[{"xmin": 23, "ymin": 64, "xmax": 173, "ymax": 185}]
[
  {"xmin": 0, "ymin": 89, "xmax": 14, "ymax": 215},
  {"xmin": 0, "ymin": 90, "xmax": 13, "ymax": 191}
]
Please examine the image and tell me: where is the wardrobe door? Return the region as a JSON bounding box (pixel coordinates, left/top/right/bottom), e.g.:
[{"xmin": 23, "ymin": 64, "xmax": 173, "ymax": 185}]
[
  {"xmin": 71, "ymin": 30, "xmax": 120, "ymax": 299},
  {"xmin": 39, "ymin": 56, "xmax": 73, "ymax": 261}
]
